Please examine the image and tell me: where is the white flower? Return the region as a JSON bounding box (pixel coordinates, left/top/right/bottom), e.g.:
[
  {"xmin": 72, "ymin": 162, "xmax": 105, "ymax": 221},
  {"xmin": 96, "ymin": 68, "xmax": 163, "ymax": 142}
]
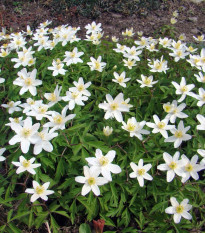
[
  {"xmin": 9, "ymin": 117, "xmax": 40, "ymax": 154},
  {"xmin": 129, "ymin": 159, "xmax": 153, "ymax": 187},
  {"xmin": 85, "ymin": 149, "xmax": 121, "ymax": 181},
  {"xmin": 194, "ymin": 88, "xmax": 205, "ymax": 106},
  {"xmin": 0, "ymin": 148, "xmax": 6, "ymax": 162},
  {"xmin": 20, "ymin": 98, "xmax": 42, "ymax": 114},
  {"xmin": 196, "ymin": 114, "xmax": 205, "ymax": 130},
  {"xmin": 122, "ymin": 117, "xmax": 149, "ymax": 140},
  {"xmin": 157, "ymin": 152, "xmax": 185, "ymax": 182},
  {"xmin": 136, "ymin": 75, "xmax": 158, "ymax": 88},
  {"xmin": 1, "ymin": 101, "xmax": 21, "ymax": 114},
  {"xmin": 48, "ymin": 58, "xmax": 67, "ymax": 76},
  {"xmin": 146, "ymin": 115, "xmax": 174, "ymax": 138},
  {"xmin": 113, "ymin": 43, "xmax": 127, "ymax": 53},
  {"xmin": 85, "ymin": 22, "xmax": 102, "ymax": 34},
  {"xmin": 25, "ymin": 181, "xmax": 54, "ymax": 202},
  {"xmin": 171, "ymin": 77, "xmax": 195, "ymax": 102},
  {"xmin": 103, "ymin": 126, "xmax": 113, "ymax": 136},
  {"xmin": 5, "ymin": 117, "xmax": 24, "ymax": 127},
  {"xmin": 123, "ymin": 46, "xmax": 142, "ymax": 61},
  {"xmin": 87, "ymin": 56, "xmax": 106, "ymax": 72},
  {"xmin": 165, "ymin": 197, "xmax": 192, "ymax": 224},
  {"xmin": 69, "ymin": 77, "xmax": 91, "ymax": 97},
  {"xmin": 123, "ymin": 58, "xmax": 137, "ymax": 69},
  {"xmin": 12, "ymin": 155, "xmax": 41, "ymax": 174},
  {"xmin": 197, "ymin": 149, "xmax": 205, "ymax": 165},
  {"xmin": 164, "ymin": 120, "xmax": 192, "ymax": 148},
  {"xmin": 164, "ymin": 100, "xmax": 188, "ymax": 123},
  {"xmin": 0, "ymin": 77, "xmax": 5, "ymax": 83},
  {"xmin": 33, "ymin": 128, "xmax": 58, "ymax": 155},
  {"xmin": 43, "ymin": 106, "xmax": 76, "ymax": 132},
  {"xmin": 112, "ymin": 71, "xmax": 131, "ymax": 87},
  {"xmin": 63, "ymin": 47, "xmax": 84, "ymax": 66},
  {"xmin": 62, "ymin": 91, "xmax": 88, "ymax": 110},
  {"xmin": 169, "ymin": 48, "xmax": 189, "ymax": 62},
  {"xmin": 44, "ymin": 85, "xmax": 62, "ymax": 107},
  {"xmin": 26, "ymin": 103, "xmax": 51, "ymax": 120},
  {"xmin": 193, "ymin": 34, "xmax": 205, "ymax": 42},
  {"xmin": 98, "ymin": 93, "xmax": 130, "ymax": 122},
  {"xmin": 75, "ymin": 166, "xmax": 108, "ymax": 196},
  {"xmin": 13, "ymin": 68, "xmax": 42, "ymax": 96},
  {"xmin": 148, "ymin": 56, "xmax": 169, "ymax": 73},
  {"xmin": 194, "ymin": 70, "xmax": 205, "ymax": 83},
  {"xmin": 181, "ymin": 154, "xmax": 205, "ymax": 183}
]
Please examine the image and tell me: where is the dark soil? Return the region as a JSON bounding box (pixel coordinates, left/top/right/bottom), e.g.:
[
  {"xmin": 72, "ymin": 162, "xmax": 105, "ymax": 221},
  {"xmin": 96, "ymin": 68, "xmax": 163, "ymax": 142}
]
[{"xmin": 0, "ymin": 0, "xmax": 205, "ymax": 42}]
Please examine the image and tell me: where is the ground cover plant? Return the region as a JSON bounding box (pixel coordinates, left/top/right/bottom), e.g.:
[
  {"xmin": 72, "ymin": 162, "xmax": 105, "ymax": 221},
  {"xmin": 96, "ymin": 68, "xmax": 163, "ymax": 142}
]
[{"xmin": 0, "ymin": 20, "xmax": 205, "ymax": 232}]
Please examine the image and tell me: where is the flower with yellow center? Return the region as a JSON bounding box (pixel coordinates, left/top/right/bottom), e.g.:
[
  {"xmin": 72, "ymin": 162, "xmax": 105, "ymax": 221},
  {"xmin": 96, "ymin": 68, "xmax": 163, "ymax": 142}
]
[
  {"xmin": 25, "ymin": 181, "xmax": 54, "ymax": 202},
  {"xmin": 165, "ymin": 197, "xmax": 192, "ymax": 224},
  {"xmin": 53, "ymin": 115, "xmax": 63, "ymax": 124},
  {"xmin": 181, "ymin": 154, "xmax": 204, "ymax": 183},
  {"xmin": 130, "ymin": 159, "xmax": 153, "ymax": 187},
  {"xmin": 85, "ymin": 149, "xmax": 121, "ymax": 181},
  {"xmin": 146, "ymin": 115, "xmax": 174, "ymax": 138},
  {"xmin": 165, "ymin": 120, "xmax": 191, "ymax": 148},
  {"xmin": 157, "ymin": 152, "xmax": 185, "ymax": 182},
  {"xmin": 75, "ymin": 165, "xmax": 108, "ymax": 196},
  {"xmin": 12, "ymin": 155, "xmax": 41, "ymax": 175}
]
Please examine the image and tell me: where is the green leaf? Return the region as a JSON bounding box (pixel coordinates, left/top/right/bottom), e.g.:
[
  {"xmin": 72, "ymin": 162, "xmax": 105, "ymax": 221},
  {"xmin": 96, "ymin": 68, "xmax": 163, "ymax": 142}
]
[
  {"xmin": 79, "ymin": 223, "xmax": 92, "ymax": 233},
  {"xmin": 53, "ymin": 211, "xmax": 70, "ymax": 218}
]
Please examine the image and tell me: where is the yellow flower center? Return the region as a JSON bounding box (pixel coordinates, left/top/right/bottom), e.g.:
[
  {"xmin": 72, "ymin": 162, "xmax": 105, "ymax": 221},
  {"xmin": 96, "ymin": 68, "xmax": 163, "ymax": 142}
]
[
  {"xmin": 155, "ymin": 62, "xmax": 162, "ymax": 70},
  {"xmin": 7, "ymin": 101, "xmax": 14, "ymax": 107},
  {"xmin": 157, "ymin": 122, "xmax": 165, "ymax": 129},
  {"xmin": 99, "ymin": 156, "xmax": 109, "ymax": 166},
  {"xmin": 174, "ymin": 130, "xmax": 183, "ymax": 138},
  {"xmin": 24, "ymin": 78, "xmax": 32, "ymax": 86},
  {"xmin": 127, "ymin": 123, "xmax": 136, "ymax": 131},
  {"xmin": 127, "ymin": 60, "xmax": 134, "ymax": 67},
  {"xmin": 53, "ymin": 115, "xmax": 63, "ymax": 124},
  {"xmin": 38, "ymin": 105, "xmax": 48, "ymax": 114},
  {"xmin": 181, "ymin": 86, "xmax": 188, "ymax": 92},
  {"xmin": 177, "ymin": 50, "xmax": 182, "ymax": 57},
  {"xmin": 87, "ymin": 177, "xmax": 96, "ymax": 185},
  {"xmin": 175, "ymin": 42, "xmax": 181, "ymax": 50},
  {"xmin": 198, "ymin": 35, "xmax": 203, "ymax": 41},
  {"xmin": 48, "ymin": 93, "xmax": 57, "ymax": 102},
  {"xmin": 176, "ymin": 205, "xmax": 184, "ymax": 214},
  {"xmin": 16, "ymin": 40, "xmax": 21, "ymax": 46},
  {"xmin": 188, "ymin": 46, "xmax": 194, "ymax": 52},
  {"xmin": 110, "ymin": 103, "xmax": 118, "ymax": 111},
  {"xmin": 140, "ymin": 39, "xmax": 146, "ymax": 45},
  {"xmin": 70, "ymin": 52, "xmax": 76, "ymax": 58},
  {"xmin": 28, "ymin": 99, "xmax": 35, "ymax": 105},
  {"xmin": 22, "ymin": 128, "xmax": 32, "ymax": 138},
  {"xmin": 56, "ymin": 64, "xmax": 62, "ymax": 70},
  {"xmin": 120, "ymin": 45, "xmax": 125, "ymax": 50},
  {"xmin": 77, "ymin": 84, "xmax": 84, "ymax": 91},
  {"xmin": 144, "ymin": 78, "xmax": 151, "ymax": 85},
  {"xmin": 163, "ymin": 104, "xmax": 172, "ymax": 113},
  {"xmin": 38, "ymin": 132, "xmax": 45, "ymax": 140},
  {"xmin": 117, "ymin": 76, "xmax": 124, "ymax": 83},
  {"xmin": 14, "ymin": 118, "xmax": 20, "ymax": 123},
  {"xmin": 1, "ymin": 51, "xmax": 7, "ymax": 57},
  {"xmin": 22, "ymin": 159, "xmax": 30, "ymax": 168},
  {"xmin": 95, "ymin": 61, "xmax": 101, "ymax": 70},
  {"xmin": 169, "ymin": 161, "xmax": 177, "ymax": 170},
  {"xmin": 194, "ymin": 58, "xmax": 200, "ymax": 65},
  {"xmin": 185, "ymin": 163, "xmax": 193, "ymax": 172},
  {"xmin": 71, "ymin": 92, "xmax": 79, "ymax": 99},
  {"xmin": 28, "ymin": 59, "xmax": 34, "ymax": 65},
  {"xmin": 35, "ymin": 185, "xmax": 45, "ymax": 195},
  {"xmin": 138, "ymin": 168, "xmax": 145, "ymax": 176}
]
